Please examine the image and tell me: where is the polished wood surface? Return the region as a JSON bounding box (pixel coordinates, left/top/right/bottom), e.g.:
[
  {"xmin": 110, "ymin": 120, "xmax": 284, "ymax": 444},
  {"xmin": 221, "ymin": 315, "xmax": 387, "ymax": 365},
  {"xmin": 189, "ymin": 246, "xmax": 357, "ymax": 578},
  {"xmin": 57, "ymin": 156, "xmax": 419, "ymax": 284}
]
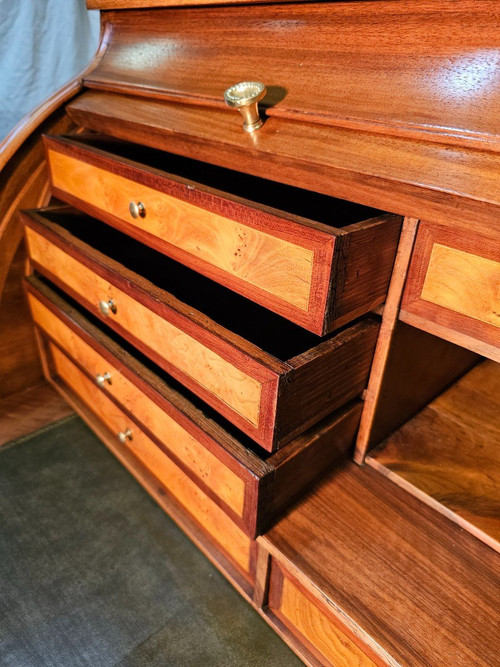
[
  {"xmin": 0, "ymin": 382, "xmax": 73, "ymax": 447},
  {"xmin": 23, "ymin": 208, "xmax": 378, "ymax": 451},
  {"xmin": 86, "ymin": 2, "xmax": 500, "ymax": 151},
  {"xmin": 88, "ymin": 0, "xmax": 301, "ymax": 7},
  {"xmin": 26, "ymin": 277, "xmax": 363, "ymax": 537},
  {"xmin": 28, "ymin": 293, "xmax": 247, "ymax": 517},
  {"xmin": 44, "ymin": 135, "xmax": 400, "ymax": 334},
  {"xmin": 25, "ymin": 224, "xmax": 267, "ymax": 430},
  {"xmin": 401, "ymin": 221, "xmax": 500, "ymax": 362},
  {"xmin": 47, "ymin": 147, "xmax": 320, "ymax": 316},
  {"xmin": 354, "ymin": 217, "xmax": 419, "ymax": 462},
  {"xmin": 422, "ymin": 245, "xmax": 500, "ymax": 328},
  {"xmin": 268, "ymin": 562, "xmax": 377, "ymax": 667},
  {"xmin": 0, "ymin": 245, "xmax": 43, "ymax": 399},
  {"xmin": 50, "ymin": 343, "xmax": 253, "ymax": 574},
  {"xmin": 46, "ymin": 370, "xmax": 256, "ymax": 598},
  {"xmin": 367, "ymin": 360, "xmax": 500, "ymax": 552},
  {"xmin": 260, "ymin": 463, "xmax": 500, "ymax": 666},
  {"xmin": 67, "ymin": 91, "xmax": 500, "ymax": 234}
]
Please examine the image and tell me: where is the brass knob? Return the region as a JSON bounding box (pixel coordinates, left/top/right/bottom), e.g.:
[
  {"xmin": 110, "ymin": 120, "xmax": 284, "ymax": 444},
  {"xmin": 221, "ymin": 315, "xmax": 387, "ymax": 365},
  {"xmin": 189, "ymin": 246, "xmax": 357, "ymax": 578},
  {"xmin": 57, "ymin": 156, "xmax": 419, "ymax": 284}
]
[
  {"xmin": 99, "ymin": 299, "xmax": 117, "ymax": 317},
  {"xmin": 223, "ymin": 81, "xmax": 267, "ymax": 132},
  {"xmin": 118, "ymin": 428, "xmax": 133, "ymax": 443},
  {"xmin": 95, "ymin": 372, "xmax": 112, "ymax": 387},
  {"xmin": 129, "ymin": 201, "xmax": 146, "ymax": 219}
]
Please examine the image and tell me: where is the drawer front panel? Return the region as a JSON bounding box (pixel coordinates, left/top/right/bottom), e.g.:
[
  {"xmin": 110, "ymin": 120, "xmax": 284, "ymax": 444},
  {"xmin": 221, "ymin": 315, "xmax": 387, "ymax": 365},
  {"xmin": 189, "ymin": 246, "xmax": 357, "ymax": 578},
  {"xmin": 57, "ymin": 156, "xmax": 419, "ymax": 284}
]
[
  {"xmin": 421, "ymin": 244, "xmax": 500, "ymax": 328},
  {"xmin": 50, "ymin": 343, "xmax": 252, "ymax": 573},
  {"xmin": 29, "ymin": 294, "xmax": 247, "ymax": 519},
  {"xmin": 268, "ymin": 561, "xmax": 377, "ymax": 666},
  {"xmin": 25, "ymin": 225, "xmax": 271, "ymax": 430},
  {"xmin": 401, "ymin": 222, "xmax": 500, "ymax": 360},
  {"xmin": 47, "ymin": 148, "xmax": 320, "ymax": 313}
]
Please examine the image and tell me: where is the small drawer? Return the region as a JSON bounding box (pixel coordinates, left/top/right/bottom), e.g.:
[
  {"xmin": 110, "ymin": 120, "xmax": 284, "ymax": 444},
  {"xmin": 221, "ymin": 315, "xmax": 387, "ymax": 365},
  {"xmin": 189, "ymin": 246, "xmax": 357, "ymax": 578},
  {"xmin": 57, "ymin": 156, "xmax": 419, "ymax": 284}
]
[
  {"xmin": 267, "ymin": 559, "xmax": 378, "ymax": 666},
  {"xmin": 44, "ymin": 134, "xmax": 401, "ymax": 335},
  {"xmin": 46, "ymin": 339, "xmax": 254, "ymax": 578},
  {"xmin": 401, "ymin": 222, "xmax": 500, "ymax": 362},
  {"xmin": 26, "ymin": 278, "xmax": 363, "ymax": 537},
  {"xmin": 23, "ymin": 207, "xmax": 378, "ymax": 451}
]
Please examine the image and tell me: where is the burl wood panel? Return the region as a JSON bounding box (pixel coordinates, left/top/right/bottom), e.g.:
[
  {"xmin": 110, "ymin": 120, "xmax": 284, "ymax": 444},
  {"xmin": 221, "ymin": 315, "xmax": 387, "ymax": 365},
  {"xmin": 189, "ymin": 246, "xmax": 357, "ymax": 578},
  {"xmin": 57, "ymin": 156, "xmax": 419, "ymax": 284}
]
[
  {"xmin": 367, "ymin": 360, "xmax": 500, "ymax": 553},
  {"xmin": 22, "ymin": 208, "xmax": 378, "ymax": 451},
  {"xmin": 261, "ymin": 463, "xmax": 500, "ymax": 666},
  {"xmin": 50, "ymin": 343, "xmax": 252, "ymax": 573},
  {"xmin": 28, "ymin": 293, "xmax": 247, "ymax": 517},
  {"xmin": 47, "ymin": 147, "xmax": 324, "ymax": 317},
  {"xmin": 86, "ymin": 2, "xmax": 500, "ymax": 151},
  {"xmin": 66, "ymin": 91, "xmax": 500, "ymax": 236},
  {"xmin": 44, "ymin": 135, "xmax": 399, "ymax": 334},
  {"xmin": 268, "ymin": 562, "xmax": 377, "ymax": 667},
  {"xmin": 401, "ymin": 221, "xmax": 500, "ymax": 361},
  {"xmin": 26, "ymin": 277, "xmax": 364, "ymax": 537},
  {"xmin": 25, "ymin": 225, "xmax": 267, "ymax": 429}
]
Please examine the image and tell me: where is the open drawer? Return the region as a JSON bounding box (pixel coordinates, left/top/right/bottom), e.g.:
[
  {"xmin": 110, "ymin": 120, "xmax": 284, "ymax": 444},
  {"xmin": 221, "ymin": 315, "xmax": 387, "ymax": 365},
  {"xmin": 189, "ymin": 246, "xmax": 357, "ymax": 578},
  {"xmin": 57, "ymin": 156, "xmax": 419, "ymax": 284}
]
[
  {"xmin": 44, "ymin": 134, "xmax": 401, "ymax": 334},
  {"xmin": 22, "ymin": 206, "xmax": 378, "ymax": 451},
  {"xmin": 25, "ymin": 276, "xmax": 363, "ymax": 538}
]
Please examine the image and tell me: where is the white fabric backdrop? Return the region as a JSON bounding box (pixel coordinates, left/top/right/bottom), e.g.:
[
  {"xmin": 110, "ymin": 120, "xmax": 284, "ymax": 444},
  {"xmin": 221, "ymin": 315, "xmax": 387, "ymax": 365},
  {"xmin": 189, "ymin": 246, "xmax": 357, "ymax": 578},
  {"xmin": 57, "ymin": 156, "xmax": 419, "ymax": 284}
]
[{"xmin": 0, "ymin": 0, "xmax": 100, "ymax": 140}]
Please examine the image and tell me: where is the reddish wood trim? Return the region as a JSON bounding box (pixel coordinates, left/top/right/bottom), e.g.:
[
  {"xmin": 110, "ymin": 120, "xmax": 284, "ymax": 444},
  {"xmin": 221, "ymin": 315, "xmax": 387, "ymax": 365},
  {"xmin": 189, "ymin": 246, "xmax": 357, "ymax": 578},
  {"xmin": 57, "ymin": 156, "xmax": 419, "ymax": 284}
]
[
  {"xmin": 401, "ymin": 221, "xmax": 500, "ymax": 356},
  {"xmin": 47, "ymin": 371, "xmax": 256, "ymax": 594},
  {"xmin": 354, "ymin": 217, "xmax": 420, "ymax": 463}
]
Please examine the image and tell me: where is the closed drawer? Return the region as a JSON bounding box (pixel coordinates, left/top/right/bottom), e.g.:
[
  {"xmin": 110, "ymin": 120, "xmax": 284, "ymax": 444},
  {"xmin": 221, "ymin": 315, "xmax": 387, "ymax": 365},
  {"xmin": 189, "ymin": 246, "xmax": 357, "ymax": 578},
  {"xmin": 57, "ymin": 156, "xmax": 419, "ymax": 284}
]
[
  {"xmin": 23, "ymin": 207, "xmax": 379, "ymax": 451},
  {"xmin": 25, "ymin": 277, "xmax": 362, "ymax": 537},
  {"xmin": 44, "ymin": 134, "xmax": 401, "ymax": 335},
  {"xmin": 401, "ymin": 222, "xmax": 500, "ymax": 362},
  {"xmin": 267, "ymin": 559, "xmax": 378, "ymax": 666}
]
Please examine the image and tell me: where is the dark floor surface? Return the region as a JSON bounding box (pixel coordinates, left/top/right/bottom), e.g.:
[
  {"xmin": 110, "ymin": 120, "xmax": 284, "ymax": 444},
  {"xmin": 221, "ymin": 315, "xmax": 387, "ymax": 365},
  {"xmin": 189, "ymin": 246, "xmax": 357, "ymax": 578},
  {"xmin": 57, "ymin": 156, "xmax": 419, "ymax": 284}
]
[{"xmin": 0, "ymin": 416, "xmax": 302, "ymax": 667}]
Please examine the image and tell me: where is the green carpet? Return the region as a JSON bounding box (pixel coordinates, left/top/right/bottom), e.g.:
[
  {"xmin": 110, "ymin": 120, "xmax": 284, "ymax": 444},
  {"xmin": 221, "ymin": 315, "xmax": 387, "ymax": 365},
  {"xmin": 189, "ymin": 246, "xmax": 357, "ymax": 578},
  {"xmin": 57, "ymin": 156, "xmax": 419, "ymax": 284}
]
[{"xmin": 0, "ymin": 416, "xmax": 301, "ymax": 666}]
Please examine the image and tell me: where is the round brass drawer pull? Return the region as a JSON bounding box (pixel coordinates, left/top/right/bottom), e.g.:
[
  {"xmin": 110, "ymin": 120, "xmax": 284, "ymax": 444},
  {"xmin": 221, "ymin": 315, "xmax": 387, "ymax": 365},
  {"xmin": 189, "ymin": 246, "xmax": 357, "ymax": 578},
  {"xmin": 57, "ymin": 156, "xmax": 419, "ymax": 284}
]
[
  {"xmin": 129, "ymin": 201, "xmax": 146, "ymax": 219},
  {"xmin": 223, "ymin": 81, "xmax": 267, "ymax": 132},
  {"xmin": 99, "ymin": 299, "xmax": 117, "ymax": 317},
  {"xmin": 118, "ymin": 428, "xmax": 133, "ymax": 443},
  {"xmin": 95, "ymin": 372, "xmax": 112, "ymax": 387}
]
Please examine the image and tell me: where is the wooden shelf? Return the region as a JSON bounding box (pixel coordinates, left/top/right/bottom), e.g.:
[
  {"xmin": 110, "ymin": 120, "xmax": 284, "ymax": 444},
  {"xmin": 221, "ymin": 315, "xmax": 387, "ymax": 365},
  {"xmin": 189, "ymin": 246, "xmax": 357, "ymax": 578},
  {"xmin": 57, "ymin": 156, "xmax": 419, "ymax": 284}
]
[
  {"xmin": 260, "ymin": 461, "xmax": 500, "ymax": 666},
  {"xmin": 367, "ymin": 359, "xmax": 500, "ymax": 553}
]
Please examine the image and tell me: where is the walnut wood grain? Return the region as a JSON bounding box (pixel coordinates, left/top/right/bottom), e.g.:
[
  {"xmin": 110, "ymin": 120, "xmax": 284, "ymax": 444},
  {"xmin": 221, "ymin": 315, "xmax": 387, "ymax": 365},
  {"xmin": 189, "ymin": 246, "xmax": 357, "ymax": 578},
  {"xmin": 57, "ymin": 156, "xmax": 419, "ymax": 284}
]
[
  {"xmin": 401, "ymin": 221, "xmax": 500, "ymax": 362},
  {"xmin": 85, "ymin": 2, "xmax": 500, "ymax": 151},
  {"xmin": 260, "ymin": 463, "xmax": 500, "ymax": 666},
  {"xmin": 367, "ymin": 360, "xmax": 500, "ymax": 552}
]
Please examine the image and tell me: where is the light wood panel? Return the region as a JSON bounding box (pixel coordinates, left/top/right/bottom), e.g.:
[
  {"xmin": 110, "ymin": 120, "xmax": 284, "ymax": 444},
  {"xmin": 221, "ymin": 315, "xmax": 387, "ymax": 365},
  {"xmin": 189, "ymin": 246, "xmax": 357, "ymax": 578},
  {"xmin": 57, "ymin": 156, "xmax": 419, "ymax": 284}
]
[
  {"xmin": 270, "ymin": 565, "xmax": 377, "ymax": 667},
  {"xmin": 47, "ymin": 149, "xmax": 317, "ymax": 312},
  {"xmin": 50, "ymin": 344, "xmax": 252, "ymax": 573},
  {"xmin": 25, "ymin": 226, "xmax": 264, "ymax": 427},
  {"xmin": 29, "ymin": 294, "xmax": 247, "ymax": 516},
  {"xmin": 401, "ymin": 221, "xmax": 500, "ymax": 360},
  {"xmin": 421, "ymin": 244, "xmax": 500, "ymax": 328},
  {"xmin": 367, "ymin": 360, "xmax": 500, "ymax": 552}
]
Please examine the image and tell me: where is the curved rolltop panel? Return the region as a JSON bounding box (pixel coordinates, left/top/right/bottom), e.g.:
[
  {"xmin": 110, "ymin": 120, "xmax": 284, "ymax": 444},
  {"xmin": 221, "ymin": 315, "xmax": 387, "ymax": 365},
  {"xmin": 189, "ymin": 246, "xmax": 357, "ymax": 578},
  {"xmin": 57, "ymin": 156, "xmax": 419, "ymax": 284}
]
[{"xmin": 84, "ymin": 1, "xmax": 500, "ymax": 151}]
